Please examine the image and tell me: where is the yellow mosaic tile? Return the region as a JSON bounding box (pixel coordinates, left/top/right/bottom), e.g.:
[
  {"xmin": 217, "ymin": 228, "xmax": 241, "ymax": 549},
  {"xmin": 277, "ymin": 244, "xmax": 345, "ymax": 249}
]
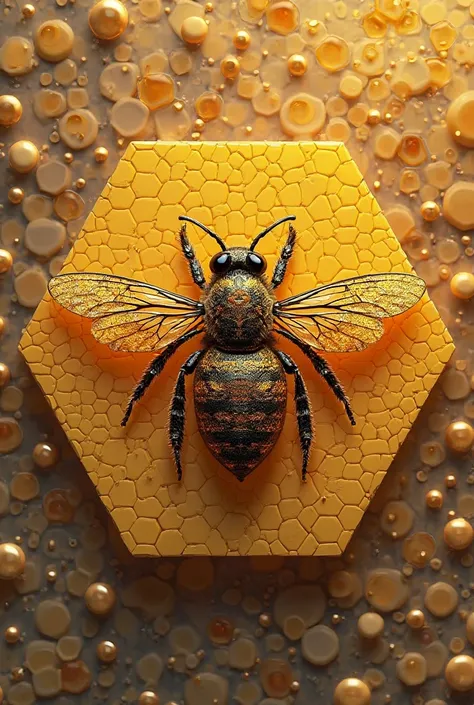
[{"xmin": 19, "ymin": 141, "xmax": 454, "ymax": 557}]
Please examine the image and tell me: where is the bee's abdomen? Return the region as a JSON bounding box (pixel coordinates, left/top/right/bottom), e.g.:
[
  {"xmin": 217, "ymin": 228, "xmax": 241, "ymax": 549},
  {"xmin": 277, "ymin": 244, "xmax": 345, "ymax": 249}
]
[{"xmin": 193, "ymin": 347, "xmax": 286, "ymax": 481}]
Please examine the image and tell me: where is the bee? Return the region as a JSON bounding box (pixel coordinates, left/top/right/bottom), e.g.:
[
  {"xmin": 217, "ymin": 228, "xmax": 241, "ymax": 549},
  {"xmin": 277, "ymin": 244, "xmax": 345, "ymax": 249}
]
[{"xmin": 49, "ymin": 215, "xmax": 426, "ymax": 482}]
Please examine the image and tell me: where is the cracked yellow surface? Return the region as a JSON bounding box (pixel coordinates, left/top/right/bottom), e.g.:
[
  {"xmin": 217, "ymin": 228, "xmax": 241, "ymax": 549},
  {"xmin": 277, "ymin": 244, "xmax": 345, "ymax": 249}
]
[{"xmin": 19, "ymin": 141, "xmax": 454, "ymax": 557}]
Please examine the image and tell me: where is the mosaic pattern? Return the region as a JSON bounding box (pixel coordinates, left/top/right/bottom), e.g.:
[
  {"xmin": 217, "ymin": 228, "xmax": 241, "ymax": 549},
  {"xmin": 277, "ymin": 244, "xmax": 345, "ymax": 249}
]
[{"xmin": 19, "ymin": 141, "xmax": 454, "ymax": 557}]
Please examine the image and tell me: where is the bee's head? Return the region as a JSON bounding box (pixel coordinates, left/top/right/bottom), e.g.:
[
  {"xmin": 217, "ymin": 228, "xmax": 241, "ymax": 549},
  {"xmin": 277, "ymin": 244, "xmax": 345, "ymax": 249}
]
[{"xmin": 178, "ymin": 215, "xmax": 296, "ymax": 279}]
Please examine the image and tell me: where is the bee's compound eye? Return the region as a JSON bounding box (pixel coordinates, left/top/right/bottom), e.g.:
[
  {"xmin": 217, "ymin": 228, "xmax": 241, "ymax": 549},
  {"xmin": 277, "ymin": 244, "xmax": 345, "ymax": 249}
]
[
  {"xmin": 210, "ymin": 252, "xmax": 232, "ymax": 274},
  {"xmin": 246, "ymin": 252, "xmax": 267, "ymax": 274}
]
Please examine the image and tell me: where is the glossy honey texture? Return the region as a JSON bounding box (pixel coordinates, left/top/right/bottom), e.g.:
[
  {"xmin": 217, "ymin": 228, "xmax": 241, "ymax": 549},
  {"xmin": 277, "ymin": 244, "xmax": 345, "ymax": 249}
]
[{"xmin": 19, "ymin": 141, "xmax": 454, "ymax": 556}]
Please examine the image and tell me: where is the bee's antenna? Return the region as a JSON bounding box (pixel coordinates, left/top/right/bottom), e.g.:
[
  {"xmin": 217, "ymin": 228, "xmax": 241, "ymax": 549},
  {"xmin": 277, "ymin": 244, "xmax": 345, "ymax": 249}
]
[
  {"xmin": 178, "ymin": 216, "xmax": 226, "ymax": 251},
  {"xmin": 250, "ymin": 215, "xmax": 296, "ymax": 250}
]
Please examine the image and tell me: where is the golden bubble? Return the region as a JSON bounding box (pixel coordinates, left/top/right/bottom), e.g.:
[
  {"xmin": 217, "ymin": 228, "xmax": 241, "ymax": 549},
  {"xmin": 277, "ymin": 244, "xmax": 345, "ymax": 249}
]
[
  {"xmin": 22, "ymin": 3, "xmax": 35, "ymax": 16},
  {"xmin": 138, "ymin": 693, "xmax": 159, "ymax": 705},
  {"xmin": 316, "ymin": 35, "xmax": 350, "ymax": 72},
  {"xmin": 195, "ymin": 91, "xmax": 223, "ymax": 121},
  {"xmin": 233, "ymin": 29, "xmax": 251, "ymax": 50},
  {"xmin": 0, "ymin": 363, "xmax": 10, "ymax": 387},
  {"xmin": 0, "ymin": 543, "xmax": 26, "ymax": 580},
  {"xmin": 446, "ymin": 421, "xmax": 474, "ymax": 453},
  {"xmin": 445, "ymin": 655, "xmax": 474, "ymax": 691},
  {"xmin": 207, "ymin": 617, "xmax": 234, "ymax": 645},
  {"xmin": 5, "ymin": 626, "xmax": 20, "ymax": 644},
  {"xmin": 397, "ymin": 134, "xmax": 428, "ymax": 166},
  {"xmin": 402, "ymin": 532, "xmax": 436, "ymax": 568},
  {"xmin": 266, "ymin": 1, "xmax": 299, "ymax": 35},
  {"xmin": 420, "ymin": 200, "xmax": 441, "ymax": 222},
  {"xmin": 94, "ymin": 146, "xmax": 109, "ymax": 162},
  {"xmin": 220, "ymin": 55, "xmax": 240, "ymax": 79},
  {"xmin": 367, "ymin": 109, "xmax": 381, "ymax": 125},
  {"xmin": 89, "ymin": 0, "xmax": 128, "ymax": 40},
  {"xmin": 180, "ymin": 16, "xmax": 208, "ymax": 44},
  {"xmin": 426, "ymin": 489, "xmax": 443, "ymax": 509},
  {"xmin": 33, "ymin": 442, "xmax": 58, "ymax": 469},
  {"xmin": 287, "ymin": 54, "xmax": 307, "ymax": 76},
  {"xmin": 334, "ymin": 678, "xmax": 371, "ymax": 705},
  {"xmin": 8, "ymin": 187, "xmax": 24, "ymax": 205},
  {"xmin": 450, "ymin": 272, "xmax": 474, "ymax": 300},
  {"xmin": 406, "ymin": 609, "xmax": 425, "ymax": 629},
  {"xmin": 35, "ymin": 20, "xmax": 74, "ymax": 62},
  {"xmin": 0, "ymin": 95, "xmax": 22, "ymax": 126},
  {"xmin": 85, "ymin": 582, "xmax": 116, "ymax": 616},
  {"xmin": 8, "ymin": 140, "xmax": 39, "ymax": 174},
  {"xmin": 96, "ymin": 640, "xmax": 117, "ymax": 663},
  {"xmin": 444, "ymin": 518, "xmax": 474, "ymax": 550},
  {"xmin": 0, "ymin": 250, "xmax": 13, "ymax": 275},
  {"xmin": 445, "ymin": 473, "xmax": 457, "ymax": 488}
]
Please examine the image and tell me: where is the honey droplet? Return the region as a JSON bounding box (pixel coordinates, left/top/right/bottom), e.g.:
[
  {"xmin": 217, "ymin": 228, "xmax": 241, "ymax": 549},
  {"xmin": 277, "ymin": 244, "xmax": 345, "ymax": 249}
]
[
  {"xmin": 89, "ymin": 0, "xmax": 128, "ymax": 40},
  {"xmin": 287, "ymin": 54, "xmax": 307, "ymax": 77},
  {"xmin": 0, "ymin": 94, "xmax": 23, "ymax": 126},
  {"xmin": 35, "ymin": 20, "xmax": 74, "ymax": 62},
  {"xmin": 447, "ymin": 91, "xmax": 474, "ymax": 148},
  {"xmin": 444, "ymin": 518, "xmax": 474, "ymax": 550},
  {"xmin": 233, "ymin": 29, "xmax": 251, "ymax": 50},
  {"xmin": 207, "ymin": 617, "xmax": 234, "ymax": 645},
  {"xmin": 445, "ymin": 655, "xmax": 474, "ymax": 691},
  {"xmin": 0, "ymin": 250, "xmax": 13, "ymax": 274},
  {"xmin": 446, "ymin": 420, "xmax": 474, "ymax": 453},
  {"xmin": 220, "ymin": 55, "xmax": 240, "ymax": 79},
  {"xmin": 58, "ymin": 109, "xmax": 99, "ymax": 150},
  {"xmin": 266, "ymin": 1, "xmax": 299, "ymax": 35},
  {"xmin": 33, "ymin": 442, "xmax": 59, "ymax": 468},
  {"xmin": 96, "ymin": 640, "xmax": 117, "ymax": 663},
  {"xmin": 53, "ymin": 190, "xmax": 85, "ymax": 222},
  {"xmin": 397, "ymin": 134, "xmax": 428, "ymax": 166},
  {"xmin": 43, "ymin": 488, "xmax": 75, "ymax": 523},
  {"xmin": 362, "ymin": 11, "xmax": 387, "ymax": 38},
  {"xmin": 138, "ymin": 73, "xmax": 175, "ymax": 111},
  {"xmin": 316, "ymin": 35, "xmax": 350, "ymax": 72},
  {"xmin": 430, "ymin": 20, "xmax": 457, "ymax": 52},
  {"xmin": 450, "ymin": 272, "xmax": 474, "ymax": 300},
  {"xmin": 0, "ymin": 37, "xmax": 34, "ymax": 75},
  {"xmin": 195, "ymin": 91, "xmax": 223, "ymax": 121},
  {"xmin": 61, "ymin": 660, "xmax": 92, "ymax": 694},
  {"xmin": 420, "ymin": 200, "xmax": 440, "ymax": 222},
  {"xmin": 260, "ymin": 659, "xmax": 293, "ymax": 698}
]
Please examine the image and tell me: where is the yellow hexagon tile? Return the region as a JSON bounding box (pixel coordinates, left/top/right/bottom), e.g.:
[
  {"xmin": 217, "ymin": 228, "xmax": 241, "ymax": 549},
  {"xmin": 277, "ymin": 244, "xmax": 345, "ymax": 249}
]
[{"xmin": 19, "ymin": 141, "xmax": 454, "ymax": 557}]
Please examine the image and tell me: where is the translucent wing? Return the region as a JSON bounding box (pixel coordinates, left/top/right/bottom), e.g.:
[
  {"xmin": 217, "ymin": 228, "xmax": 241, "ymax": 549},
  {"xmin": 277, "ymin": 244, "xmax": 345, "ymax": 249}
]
[
  {"xmin": 274, "ymin": 272, "xmax": 426, "ymax": 353},
  {"xmin": 49, "ymin": 272, "xmax": 204, "ymax": 352}
]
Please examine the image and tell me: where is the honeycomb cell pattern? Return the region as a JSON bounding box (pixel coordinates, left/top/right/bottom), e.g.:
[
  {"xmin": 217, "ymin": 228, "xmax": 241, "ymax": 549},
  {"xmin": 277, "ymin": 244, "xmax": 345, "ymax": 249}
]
[{"xmin": 19, "ymin": 141, "xmax": 454, "ymax": 557}]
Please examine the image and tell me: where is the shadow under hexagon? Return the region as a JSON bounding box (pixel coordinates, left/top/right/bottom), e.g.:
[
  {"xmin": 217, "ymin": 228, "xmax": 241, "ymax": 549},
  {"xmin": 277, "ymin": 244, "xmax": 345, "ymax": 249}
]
[{"xmin": 19, "ymin": 141, "xmax": 455, "ymax": 557}]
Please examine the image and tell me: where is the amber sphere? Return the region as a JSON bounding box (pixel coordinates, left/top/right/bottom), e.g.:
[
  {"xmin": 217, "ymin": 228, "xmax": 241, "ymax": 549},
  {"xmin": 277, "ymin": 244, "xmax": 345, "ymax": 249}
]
[
  {"xmin": 445, "ymin": 655, "xmax": 474, "ymax": 691},
  {"xmin": 288, "ymin": 54, "xmax": 307, "ymax": 76},
  {"xmin": 89, "ymin": 0, "xmax": 128, "ymax": 40},
  {"xmin": 0, "ymin": 95, "xmax": 22, "ymax": 127},
  {"xmin": 420, "ymin": 200, "xmax": 441, "ymax": 222},
  {"xmin": 220, "ymin": 55, "xmax": 240, "ymax": 79},
  {"xmin": 426, "ymin": 489, "xmax": 443, "ymax": 509},
  {"xmin": 406, "ymin": 609, "xmax": 425, "ymax": 629},
  {"xmin": 8, "ymin": 187, "xmax": 24, "ymax": 205},
  {"xmin": 444, "ymin": 518, "xmax": 474, "ymax": 550},
  {"xmin": 0, "ymin": 362, "xmax": 11, "ymax": 387},
  {"xmin": 138, "ymin": 692, "xmax": 160, "ymax": 705},
  {"xmin": 0, "ymin": 249, "xmax": 12, "ymax": 275},
  {"xmin": 96, "ymin": 640, "xmax": 117, "ymax": 663},
  {"xmin": 5, "ymin": 626, "xmax": 20, "ymax": 644},
  {"xmin": 94, "ymin": 146, "xmax": 109, "ymax": 162},
  {"xmin": 0, "ymin": 543, "xmax": 26, "ymax": 580},
  {"xmin": 33, "ymin": 442, "xmax": 59, "ymax": 469},
  {"xmin": 334, "ymin": 678, "xmax": 371, "ymax": 705},
  {"xmin": 446, "ymin": 421, "xmax": 474, "ymax": 453},
  {"xmin": 85, "ymin": 582, "xmax": 116, "ymax": 616},
  {"xmin": 233, "ymin": 29, "xmax": 251, "ymax": 50}
]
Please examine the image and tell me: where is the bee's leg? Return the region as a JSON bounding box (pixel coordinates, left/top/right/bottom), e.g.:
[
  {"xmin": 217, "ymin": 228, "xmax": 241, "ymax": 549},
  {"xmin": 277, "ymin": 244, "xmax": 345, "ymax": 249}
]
[
  {"xmin": 271, "ymin": 224, "xmax": 296, "ymax": 289},
  {"xmin": 275, "ymin": 349, "xmax": 312, "ymax": 481},
  {"xmin": 276, "ymin": 328, "xmax": 356, "ymax": 426},
  {"xmin": 121, "ymin": 328, "xmax": 203, "ymax": 427},
  {"xmin": 179, "ymin": 224, "xmax": 206, "ymax": 289},
  {"xmin": 169, "ymin": 349, "xmax": 205, "ymax": 480}
]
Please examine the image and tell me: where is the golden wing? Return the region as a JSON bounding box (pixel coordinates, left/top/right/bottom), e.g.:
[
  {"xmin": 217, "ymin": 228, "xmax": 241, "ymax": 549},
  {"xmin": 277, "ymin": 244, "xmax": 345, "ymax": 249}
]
[
  {"xmin": 273, "ymin": 272, "xmax": 426, "ymax": 353},
  {"xmin": 49, "ymin": 272, "xmax": 204, "ymax": 352}
]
